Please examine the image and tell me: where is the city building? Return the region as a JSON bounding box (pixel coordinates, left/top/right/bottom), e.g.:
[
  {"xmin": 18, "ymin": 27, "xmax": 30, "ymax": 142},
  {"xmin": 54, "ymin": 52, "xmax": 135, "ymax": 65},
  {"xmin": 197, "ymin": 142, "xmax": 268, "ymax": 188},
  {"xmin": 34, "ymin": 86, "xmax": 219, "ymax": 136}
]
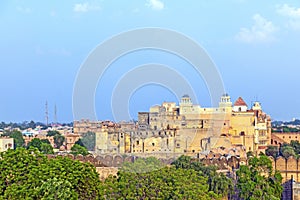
[
  {"xmin": 74, "ymin": 94, "xmax": 271, "ymax": 157},
  {"xmin": 0, "ymin": 137, "xmax": 14, "ymax": 152},
  {"xmin": 271, "ymin": 132, "xmax": 300, "ymax": 146}
]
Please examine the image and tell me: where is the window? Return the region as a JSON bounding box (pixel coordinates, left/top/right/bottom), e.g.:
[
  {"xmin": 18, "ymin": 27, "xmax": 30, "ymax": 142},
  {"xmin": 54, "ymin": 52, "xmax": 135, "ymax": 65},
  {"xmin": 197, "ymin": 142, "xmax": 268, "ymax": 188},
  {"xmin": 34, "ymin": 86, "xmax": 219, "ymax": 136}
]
[
  {"xmin": 136, "ymin": 140, "xmax": 139, "ymax": 145},
  {"xmin": 152, "ymin": 143, "xmax": 155, "ymax": 146}
]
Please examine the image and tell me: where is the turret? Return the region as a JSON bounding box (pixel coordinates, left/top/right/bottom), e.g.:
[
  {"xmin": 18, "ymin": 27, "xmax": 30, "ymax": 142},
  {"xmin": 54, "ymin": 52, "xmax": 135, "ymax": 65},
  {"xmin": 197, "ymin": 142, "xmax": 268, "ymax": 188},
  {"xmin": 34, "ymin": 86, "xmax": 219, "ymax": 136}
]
[
  {"xmin": 233, "ymin": 97, "xmax": 248, "ymax": 112},
  {"xmin": 252, "ymin": 102, "xmax": 262, "ymax": 111},
  {"xmin": 219, "ymin": 93, "xmax": 232, "ymax": 108},
  {"xmin": 180, "ymin": 94, "xmax": 193, "ymax": 106}
]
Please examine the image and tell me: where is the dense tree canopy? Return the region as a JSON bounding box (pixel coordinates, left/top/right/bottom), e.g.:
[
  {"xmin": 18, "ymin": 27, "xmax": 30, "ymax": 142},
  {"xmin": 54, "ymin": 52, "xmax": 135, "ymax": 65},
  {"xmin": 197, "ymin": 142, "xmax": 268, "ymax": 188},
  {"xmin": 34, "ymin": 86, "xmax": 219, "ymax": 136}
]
[
  {"xmin": 53, "ymin": 134, "xmax": 65, "ymax": 148},
  {"xmin": 70, "ymin": 144, "xmax": 90, "ymax": 156},
  {"xmin": 101, "ymin": 157, "xmax": 220, "ymax": 200},
  {"xmin": 290, "ymin": 140, "xmax": 300, "ymax": 155},
  {"xmin": 172, "ymin": 155, "xmax": 234, "ymax": 198},
  {"xmin": 236, "ymin": 155, "xmax": 283, "ymax": 200},
  {"xmin": 121, "ymin": 156, "xmax": 165, "ymax": 173},
  {"xmin": 46, "ymin": 130, "xmax": 60, "ymax": 137},
  {"xmin": 75, "ymin": 131, "xmax": 96, "ymax": 151},
  {"xmin": 265, "ymin": 146, "xmax": 279, "ymax": 158},
  {"xmin": 0, "ymin": 148, "xmax": 285, "ymax": 199},
  {"xmin": 280, "ymin": 145, "xmax": 296, "ymax": 159},
  {"xmin": 266, "ymin": 140, "xmax": 300, "ymax": 159},
  {"xmin": 27, "ymin": 138, "xmax": 54, "ymax": 154},
  {"xmin": 0, "ymin": 148, "xmax": 101, "ymax": 199}
]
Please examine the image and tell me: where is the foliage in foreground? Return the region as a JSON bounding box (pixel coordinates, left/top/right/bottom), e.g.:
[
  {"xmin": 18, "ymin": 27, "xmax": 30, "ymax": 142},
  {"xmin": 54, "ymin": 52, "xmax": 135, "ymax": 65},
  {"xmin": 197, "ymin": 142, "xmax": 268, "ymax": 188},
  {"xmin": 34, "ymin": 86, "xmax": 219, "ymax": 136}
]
[
  {"xmin": 0, "ymin": 149, "xmax": 284, "ymax": 200},
  {"xmin": 236, "ymin": 155, "xmax": 283, "ymax": 200},
  {"xmin": 172, "ymin": 155, "xmax": 234, "ymax": 198},
  {"xmin": 71, "ymin": 144, "xmax": 90, "ymax": 156},
  {"xmin": 0, "ymin": 148, "xmax": 101, "ymax": 199},
  {"xmin": 101, "ymin": 157, "xmax": 220, "ymax": 200}
]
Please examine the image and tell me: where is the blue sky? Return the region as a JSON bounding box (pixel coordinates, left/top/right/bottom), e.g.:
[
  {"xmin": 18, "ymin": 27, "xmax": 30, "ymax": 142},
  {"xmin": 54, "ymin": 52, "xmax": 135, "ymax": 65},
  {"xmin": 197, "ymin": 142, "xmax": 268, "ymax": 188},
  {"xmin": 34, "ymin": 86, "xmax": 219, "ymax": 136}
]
[{"xmin": 0, "ymin": 0, "xmax": 300, "ymax": 123}]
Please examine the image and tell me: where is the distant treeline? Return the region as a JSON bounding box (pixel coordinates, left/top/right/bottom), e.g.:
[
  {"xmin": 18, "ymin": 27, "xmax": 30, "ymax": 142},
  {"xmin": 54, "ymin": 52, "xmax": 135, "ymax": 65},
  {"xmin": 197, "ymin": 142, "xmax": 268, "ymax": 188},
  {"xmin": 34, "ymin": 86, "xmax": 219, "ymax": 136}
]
[{"xmin": 0, "ymin": 121, "xmax": 73, "ymax": 130}]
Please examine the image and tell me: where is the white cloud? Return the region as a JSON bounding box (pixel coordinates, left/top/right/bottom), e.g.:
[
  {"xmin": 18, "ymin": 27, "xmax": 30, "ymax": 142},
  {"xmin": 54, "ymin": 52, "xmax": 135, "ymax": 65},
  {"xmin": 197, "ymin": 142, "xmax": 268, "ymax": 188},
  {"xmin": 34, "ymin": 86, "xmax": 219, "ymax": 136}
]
[
  {"xmin": 236, "ymin": 14, "xmax": 278, "ymax": 43},
  {"xmin": 73, "ymin": 2, "xmax": 101, "ymax": 13},
  {"xmin": 277, "ymin": 4, "xmax": 300, "ymax": 31},
  {"xmin": 146, "ymin": 0, "xmax": 164, "ymax": 11}
]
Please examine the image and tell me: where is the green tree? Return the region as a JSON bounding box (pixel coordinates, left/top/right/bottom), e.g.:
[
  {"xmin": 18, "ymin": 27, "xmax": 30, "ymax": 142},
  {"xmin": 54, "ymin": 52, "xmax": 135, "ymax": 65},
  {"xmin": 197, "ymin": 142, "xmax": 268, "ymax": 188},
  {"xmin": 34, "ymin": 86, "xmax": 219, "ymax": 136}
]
[
  {"xmin": 236, "ymin": 155, "xmax": 283, "ymax": 200},
  {"xmin": 53, "ymin": 134, "xmax": 65, "ymax": 148},
  {"xmin": 76, "ymin": 131, "xmax": 96, "ymax": 151},
  {"xmin": 172, "ymin": 155, "xmax": 234, "ymax": 198},
  {"xmin": 38, "ymin": 177, "xmax": 78, "ymax": 200},
  {"xmin": 0, "ymin": 148, "xmax": 101, "ymax": 199},
  {"xmin": 40, "ymin": 143, "xmax": 54, "ymax": 154},
  {"xmin": 28, "ymin": 120, "xmax": 35, "ymax": 129},
  {"xmin": 102, "ymin": 158, "xmax": 219, "ymax": 199},
  {"xmin": 27, "ymin": 138, "xmax": 43, "ymax": 149},
  {"xmin": 41, "ymin": 139, "xmax": 51, "ymax": 144},
  {"xmin": 265, "ymin": 146, "xmax": 279, "ymax": 158},
  {"xmin": 291, "ymin": 140, "xmax": 300, "ymax": 154},
  {"xmin": 121, "ymin": 157, "xmax": 165, "ymax": 173},
  {"xmin": 280, "ymin": 145, "xmax": 296, "ymax": 159},
  {"xmin": 27, "ymin": 138, "xmax": 54, "ymax": 154},
  {"xmin": 70, "ymin": 144, "xmax": 89, "ymax": 156},
  {"xmin": 46, "ymin": 130, "xmax": 60, "ymax": 137}
]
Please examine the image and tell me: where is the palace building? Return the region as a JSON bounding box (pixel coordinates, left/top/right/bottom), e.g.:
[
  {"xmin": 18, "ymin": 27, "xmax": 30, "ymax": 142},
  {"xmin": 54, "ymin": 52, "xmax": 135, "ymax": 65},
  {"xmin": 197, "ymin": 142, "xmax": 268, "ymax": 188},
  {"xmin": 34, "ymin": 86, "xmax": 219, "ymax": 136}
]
[{"xmin": 74, "ymin": 94, "xmax": 271, "ymax": 157}]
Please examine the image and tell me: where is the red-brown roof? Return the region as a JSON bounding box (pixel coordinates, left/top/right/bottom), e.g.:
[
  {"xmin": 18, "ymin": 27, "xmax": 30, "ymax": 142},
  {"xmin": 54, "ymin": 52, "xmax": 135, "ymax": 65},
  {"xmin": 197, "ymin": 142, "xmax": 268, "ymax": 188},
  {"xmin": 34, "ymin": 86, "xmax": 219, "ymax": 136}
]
[{"xmin": 234, "ymin": 97, "xmax": 247, "ymax": 107}]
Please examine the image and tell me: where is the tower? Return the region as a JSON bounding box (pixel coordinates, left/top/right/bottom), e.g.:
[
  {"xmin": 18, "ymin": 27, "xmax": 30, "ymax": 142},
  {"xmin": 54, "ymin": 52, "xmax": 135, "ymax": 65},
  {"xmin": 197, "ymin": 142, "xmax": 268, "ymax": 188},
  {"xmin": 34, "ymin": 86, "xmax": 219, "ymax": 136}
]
[
  {"xmin": 54, "ymin": 104, "xmax": 57, "ymax": 126},
  {"xmin": 233, "ymin": 97, "xmax": 248, "ymax": 112},
  {"xmin": 179, "ymin": 94, "xmax": 193, "ymax": 115},
  {"xmin": 252, "ymin": 102, "xmax": 262, "ymax": 111},
  {"xmin": 45, "ymin": 101, "xmax": 49, "ymax": 126},
  {"xmin": 180, "ymin": 94, "xmax": 193, "ymax": 106},
  {"xmin": 219, "ymin": 93, "xmax": 232, "ymax": 108}
]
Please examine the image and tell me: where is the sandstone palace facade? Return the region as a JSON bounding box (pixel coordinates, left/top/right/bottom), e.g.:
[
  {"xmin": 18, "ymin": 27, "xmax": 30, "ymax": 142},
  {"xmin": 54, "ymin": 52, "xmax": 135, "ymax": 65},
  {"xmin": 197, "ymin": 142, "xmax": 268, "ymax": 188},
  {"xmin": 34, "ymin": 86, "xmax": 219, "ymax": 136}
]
[{"xmin": 73, "ymin": 94, "xmax": 271, "ymax": 157}]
